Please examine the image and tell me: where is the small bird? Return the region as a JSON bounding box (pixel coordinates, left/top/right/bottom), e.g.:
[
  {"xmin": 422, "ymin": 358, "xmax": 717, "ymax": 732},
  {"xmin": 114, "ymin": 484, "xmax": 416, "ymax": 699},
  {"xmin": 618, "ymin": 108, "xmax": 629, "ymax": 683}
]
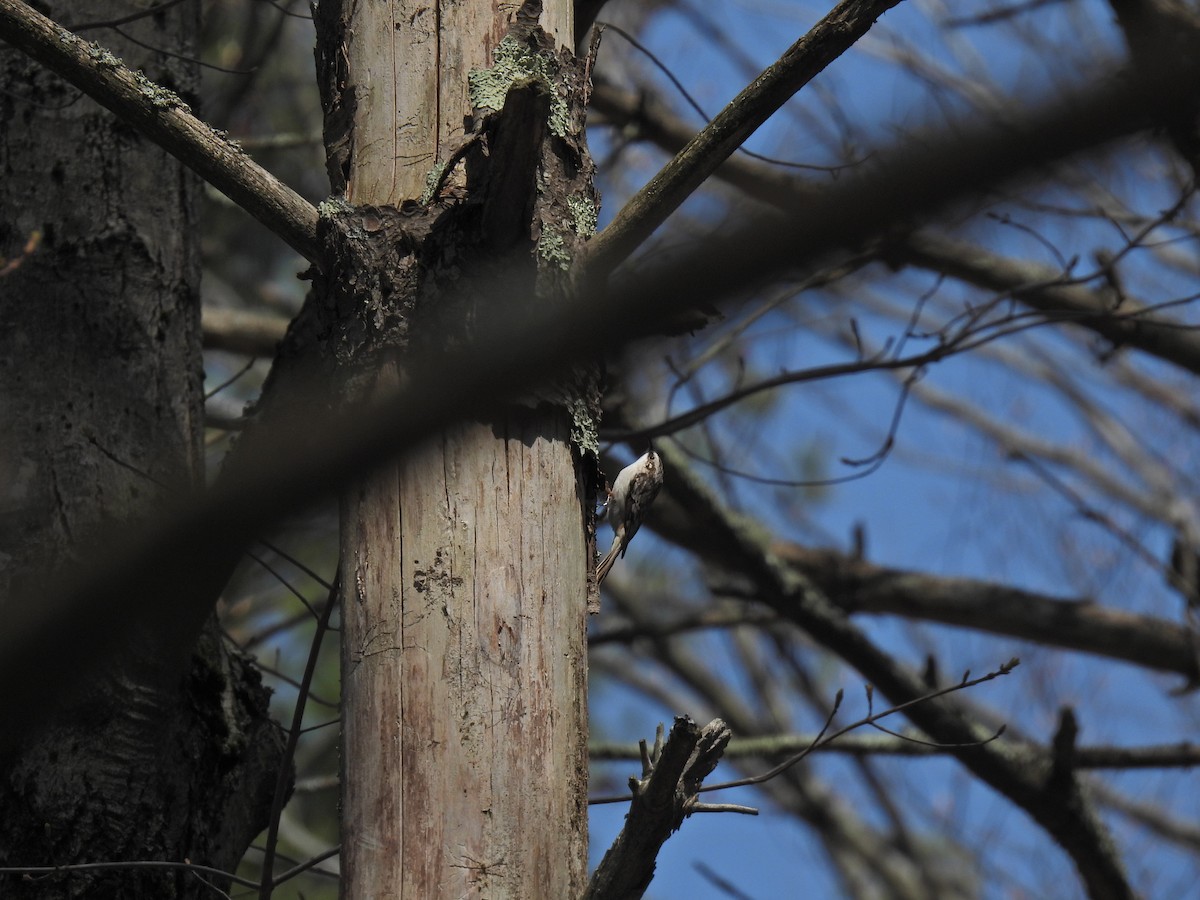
[{"xmin": 597, "ymin": 448, "xmax": 664, "ymax": 583}]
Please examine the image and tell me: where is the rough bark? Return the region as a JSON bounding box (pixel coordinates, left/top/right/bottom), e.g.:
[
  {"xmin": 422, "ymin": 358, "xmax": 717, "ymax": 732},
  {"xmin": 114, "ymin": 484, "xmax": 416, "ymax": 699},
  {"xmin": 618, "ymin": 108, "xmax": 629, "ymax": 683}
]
[
  {"xmin": 310, "ymin": 1, "xmax": 596, "ymax": 896},
  {"xmin": 0, "ymin": 5, "xmax": 282, "ymax": 897}
]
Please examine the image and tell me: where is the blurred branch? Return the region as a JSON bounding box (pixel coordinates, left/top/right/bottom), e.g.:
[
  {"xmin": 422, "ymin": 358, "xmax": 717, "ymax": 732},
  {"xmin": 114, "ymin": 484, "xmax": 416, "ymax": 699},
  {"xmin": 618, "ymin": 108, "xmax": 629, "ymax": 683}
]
[
  {"xmin": 202, "ymin": 307, "xmax": 290, "ymax": 356},
  {"xmin": 0, "ymin": 0, "xmax": 320, "ymax": 260},
  {"xmin": 1109, "ymin": 0, "xmax": 1200, "ymax": 175},
  {"xmin": 6, "ymin": 49, "xmax": 1200, "ymax": 749},
  {"xmin": 593, "ymin": 67, "xmax": 1200, "ymax": 378},
  {"xmin": 1095, "ymin": 782, "xmax": 1200, "ymax": 853},
  {"xmin": 588, "ymin": 603, "xmax": 778, "ymax": 645},
  {"xmin": 893, "ymin": 231, "xmax": 1200, "ymax": 376}
]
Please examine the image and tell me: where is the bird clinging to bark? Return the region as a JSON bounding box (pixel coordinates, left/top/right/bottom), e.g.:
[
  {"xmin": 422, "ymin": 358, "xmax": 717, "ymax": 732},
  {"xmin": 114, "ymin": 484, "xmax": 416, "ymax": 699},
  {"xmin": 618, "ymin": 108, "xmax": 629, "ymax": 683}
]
[{"xmin": 597, "ymin": 448, "xmax": 664, "ymax": 583}]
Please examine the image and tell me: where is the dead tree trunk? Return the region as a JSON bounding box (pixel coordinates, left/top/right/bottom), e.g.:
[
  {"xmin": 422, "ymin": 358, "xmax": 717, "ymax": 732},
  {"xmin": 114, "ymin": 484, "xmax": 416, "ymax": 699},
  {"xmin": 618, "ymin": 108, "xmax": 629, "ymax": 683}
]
[{"xmin": 311, "ymin": 1, "xmax": 598, "ymax": 895}]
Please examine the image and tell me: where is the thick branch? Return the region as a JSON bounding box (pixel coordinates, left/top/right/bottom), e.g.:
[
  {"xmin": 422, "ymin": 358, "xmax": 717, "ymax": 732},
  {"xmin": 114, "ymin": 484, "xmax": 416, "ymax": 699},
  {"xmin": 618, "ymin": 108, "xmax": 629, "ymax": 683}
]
[
  {"xmin": 773, "ymin": 545, "xmax": 1200, "ymax": 681},
  {"xmin": 6, "ymin": 61, "xmax": 1198, "ymax": 740},
  {"xmin": 578, "ymin": 0, "xmax": 904, "ymax": 278},
  {"xmin": 0, "ymin": 0, "xmax": 320, "ymax": 260},
  {"xmin": 202, "ymin": 308, "xmax": 289, "ymax": 357}
]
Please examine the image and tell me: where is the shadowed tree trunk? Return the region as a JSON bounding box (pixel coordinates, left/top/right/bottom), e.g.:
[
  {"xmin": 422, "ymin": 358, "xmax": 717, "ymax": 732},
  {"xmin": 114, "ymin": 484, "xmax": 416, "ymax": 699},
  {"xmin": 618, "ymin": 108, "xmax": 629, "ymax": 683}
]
[{"xmin": 0, "ymin": 4, "xmax": 282, "ymax": 897}]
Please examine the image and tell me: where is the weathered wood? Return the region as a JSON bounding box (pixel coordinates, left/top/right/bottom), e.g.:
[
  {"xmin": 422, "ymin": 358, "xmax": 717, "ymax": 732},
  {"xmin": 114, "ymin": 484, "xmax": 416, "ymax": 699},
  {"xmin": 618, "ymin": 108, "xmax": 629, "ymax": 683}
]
[{"xmin": 323, "ymin": 2, "xmax": 595, "ymax": 896}]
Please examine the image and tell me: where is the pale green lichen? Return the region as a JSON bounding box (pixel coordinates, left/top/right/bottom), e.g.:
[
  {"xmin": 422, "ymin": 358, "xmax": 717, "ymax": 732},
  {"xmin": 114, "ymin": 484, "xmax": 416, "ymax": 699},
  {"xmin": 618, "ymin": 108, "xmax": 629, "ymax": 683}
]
[
  {"xmin": 536, "ymin": 228, "xmax": 572, "ymax": 270},
  {"xmin": 86, "ymin": 43, "xmax": 124, "ymax": 68},
  {"xmin": 567, "ymin": 195, "xmax": 597, "ymax": 237},
  {"xmin": 134, "ymin": 71, "xmax": 188, "ymax": 111},
  {"xmin": 468, "ymin": 35, "xmax": 569, "ymax": 138},
  {"xmin": 421, "ymin": 158, "xmax": 450, "ymax": 204},
  {"xmin": 567, "ymin": 395, "xmax": 599, "ymax": 457},
  {"xmin": 318, "ymin": 196, "xmax": 352, "ymax": 218}
]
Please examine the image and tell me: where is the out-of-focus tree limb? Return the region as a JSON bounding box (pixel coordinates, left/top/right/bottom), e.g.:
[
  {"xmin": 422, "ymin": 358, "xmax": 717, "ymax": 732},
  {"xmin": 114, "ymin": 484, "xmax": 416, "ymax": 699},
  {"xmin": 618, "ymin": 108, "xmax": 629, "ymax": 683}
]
[
  {"xmin": 772, "ymin": 545, "xmax": 1198, "ymax": 680},
  {"xmin": 892, "ymin": 232, "xmax": 1200, "ymax": 377},
  {"xmin": 592, "ymin": 734, "xmax": 1200, "ymax": 768},
  {"xmin": 202, "ymin": 307, "xmax": 290, "ymax": 356},
  {"xmin": 5, "ymin": 53, "xmax": 1199, "ymax": 752},
  {"xmin": 591, "ymin": 76, "xmax": 1200, "ymax": 377}
]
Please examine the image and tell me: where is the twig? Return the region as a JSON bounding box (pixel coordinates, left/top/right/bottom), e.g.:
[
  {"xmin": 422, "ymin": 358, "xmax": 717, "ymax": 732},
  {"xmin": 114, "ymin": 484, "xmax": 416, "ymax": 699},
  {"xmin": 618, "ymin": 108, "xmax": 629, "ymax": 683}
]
[{"xmin": 257, "ymin": 571, "xmax": 340, "ymax": 899}]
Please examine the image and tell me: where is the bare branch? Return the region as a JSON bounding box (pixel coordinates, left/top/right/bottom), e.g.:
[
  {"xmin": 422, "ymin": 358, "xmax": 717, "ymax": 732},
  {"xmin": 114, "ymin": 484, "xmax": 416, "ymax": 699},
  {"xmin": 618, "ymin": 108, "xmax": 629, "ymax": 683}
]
[
  {"xmin": 579, "ymin": 0, "xmax": 905, "ymax": 278},
  {"xmin": 202, "ymin": 308, "xmax": 290, "ymax": 357},
  {"xmin": 775, "ymin": 544, "xmax": 1199, "ymax": 680},
  {"xmin": 893, "ymin": 231, "xmax": 1200, "ymax": 376},
  {"xmin": 0, "ymin": 1, "xmax": 320, "ymax": 260},
  {"xmin": 258, "ymin": 571, "xmax": 339, "ymax": 899},
  {"xmin": 584, "ymin": 717, "xmax": 736, "ymax": 900},
  {"xmin": 593, "ymin": 62, "xmax": 1200, "ymax": 378},
  {"xmin": 593, "ymin": 734, "xmax": 1200, "ymax": 768}
]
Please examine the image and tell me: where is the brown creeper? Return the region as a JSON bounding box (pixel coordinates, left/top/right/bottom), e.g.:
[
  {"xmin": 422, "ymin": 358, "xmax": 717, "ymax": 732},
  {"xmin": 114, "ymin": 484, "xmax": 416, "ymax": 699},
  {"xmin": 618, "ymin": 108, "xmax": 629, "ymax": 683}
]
[{"xmin": 597, "ymin": 448, "xmax": 664, "ymax": 583}]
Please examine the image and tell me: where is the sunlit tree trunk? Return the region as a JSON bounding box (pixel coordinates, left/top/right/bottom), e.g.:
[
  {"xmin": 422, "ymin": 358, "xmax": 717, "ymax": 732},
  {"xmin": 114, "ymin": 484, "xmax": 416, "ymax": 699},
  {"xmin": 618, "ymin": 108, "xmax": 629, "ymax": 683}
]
[{"xmin": 314, "ymin": 1, "xmax": 596, "ymax": 895}]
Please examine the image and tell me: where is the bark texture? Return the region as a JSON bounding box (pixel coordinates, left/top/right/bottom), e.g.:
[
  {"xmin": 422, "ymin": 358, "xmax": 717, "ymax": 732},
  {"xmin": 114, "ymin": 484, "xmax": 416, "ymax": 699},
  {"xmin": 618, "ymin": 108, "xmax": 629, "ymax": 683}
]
[
  {"xmin": 0, "ymin": 5, "xmax": 282, "ymax": 897},
  {"xmin": 310, "ymin": 1, "xmax": 597, "ymax": 895}
]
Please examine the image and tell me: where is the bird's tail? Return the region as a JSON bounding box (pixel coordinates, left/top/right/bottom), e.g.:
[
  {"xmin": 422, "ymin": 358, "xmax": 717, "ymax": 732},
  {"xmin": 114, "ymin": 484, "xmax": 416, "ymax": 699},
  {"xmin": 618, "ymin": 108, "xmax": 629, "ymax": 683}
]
[{"xmin": 596, "ymin": 533, "xmax": 622, "ymax": 583}]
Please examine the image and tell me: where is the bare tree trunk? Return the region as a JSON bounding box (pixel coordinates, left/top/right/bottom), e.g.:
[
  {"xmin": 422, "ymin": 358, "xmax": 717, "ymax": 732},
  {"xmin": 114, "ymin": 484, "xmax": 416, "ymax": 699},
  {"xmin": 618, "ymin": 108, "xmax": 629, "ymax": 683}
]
[
  {"xmin": 0, "ymin": 5, "xmax": 282, "ymax": 897},
  {"xmin": 314, "ymin": 1, "xmax": 595, "ymax": 896}
]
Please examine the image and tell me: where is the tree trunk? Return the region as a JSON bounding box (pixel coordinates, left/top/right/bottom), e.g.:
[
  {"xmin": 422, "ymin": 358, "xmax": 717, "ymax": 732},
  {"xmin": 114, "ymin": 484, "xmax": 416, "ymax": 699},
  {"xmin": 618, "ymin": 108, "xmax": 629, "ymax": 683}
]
[
  {"xmin": 313, "ymin": 1, "xmax": 597, "ymax": 895},
  {"xmin": 0, "ymin": 5, "xmax": 282, "ymax": 897}
]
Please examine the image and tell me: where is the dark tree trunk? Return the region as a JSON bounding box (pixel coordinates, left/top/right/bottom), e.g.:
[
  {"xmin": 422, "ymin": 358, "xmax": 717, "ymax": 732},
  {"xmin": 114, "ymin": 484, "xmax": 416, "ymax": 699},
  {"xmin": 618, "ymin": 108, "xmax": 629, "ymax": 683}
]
[{"xmin": 0, "ymin": 4, "xmax": 282, "ymax": 897}]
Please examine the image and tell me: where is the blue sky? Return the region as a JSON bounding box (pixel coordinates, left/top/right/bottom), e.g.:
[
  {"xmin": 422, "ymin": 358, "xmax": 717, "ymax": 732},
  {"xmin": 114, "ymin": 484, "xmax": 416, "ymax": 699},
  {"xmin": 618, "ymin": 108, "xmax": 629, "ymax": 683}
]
[{"xmin": 578, "ymin": 1, "xmax": 1200, "ymax": 896}]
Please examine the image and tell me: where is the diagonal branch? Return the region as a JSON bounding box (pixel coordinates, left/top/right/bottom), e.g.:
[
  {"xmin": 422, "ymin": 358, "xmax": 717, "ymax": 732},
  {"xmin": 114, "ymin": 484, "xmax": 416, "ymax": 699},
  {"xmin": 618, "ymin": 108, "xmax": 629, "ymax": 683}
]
[
  {"xmin": 0, "ymin": 0, "xmax": 320, "ymax": 260},
  {"xmin": 4, "ymin": 56, "xmax": 1198, "ymax": 742},
  {"xmin": 578, "ymin": 0, "xmax": 904, "ymax": 278}
]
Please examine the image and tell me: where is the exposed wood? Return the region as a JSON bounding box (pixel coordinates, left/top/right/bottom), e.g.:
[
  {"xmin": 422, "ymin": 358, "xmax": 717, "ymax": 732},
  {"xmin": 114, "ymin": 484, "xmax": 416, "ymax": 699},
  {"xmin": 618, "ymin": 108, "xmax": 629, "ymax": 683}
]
[
  {"xmin": 585, "ymin": 718, "xmax": 735, "ymax": 900},
  {"xmin": 320, "ymin": 1, "xmax": 594, "ymax": 896}
]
